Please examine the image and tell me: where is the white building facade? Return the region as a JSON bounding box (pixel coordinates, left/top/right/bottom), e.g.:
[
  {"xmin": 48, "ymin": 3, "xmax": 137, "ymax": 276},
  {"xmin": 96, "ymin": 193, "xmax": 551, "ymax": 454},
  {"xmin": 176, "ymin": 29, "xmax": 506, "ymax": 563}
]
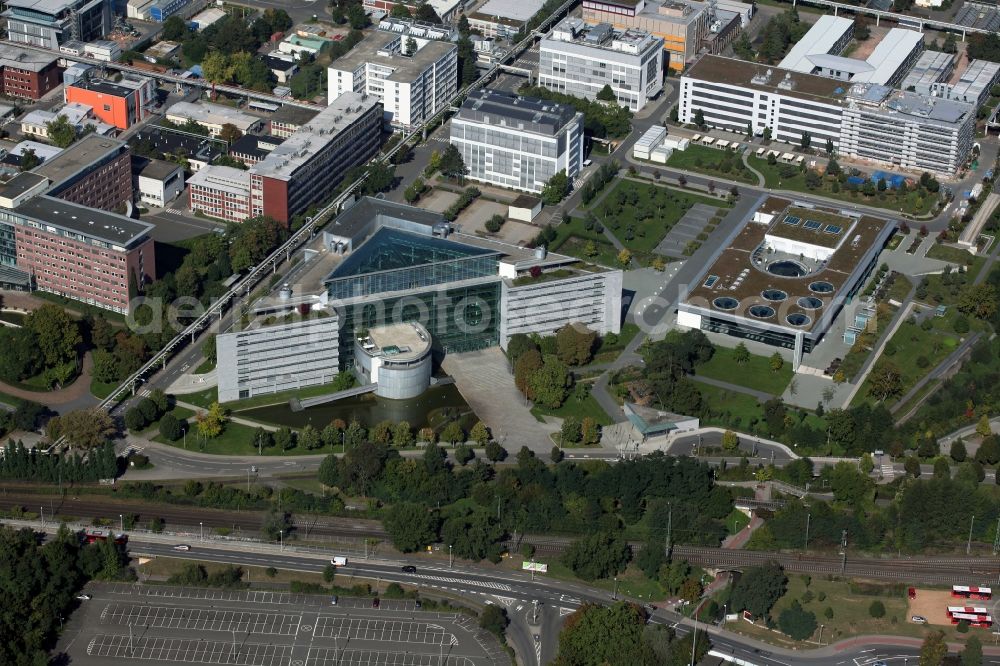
[
  {"xmin": 539, "ymin": 18, "xmax": 664, "ymax": 112},
  {"xmin": 450, "ymin": 90, "xmax": 584, "ymax": 193}
]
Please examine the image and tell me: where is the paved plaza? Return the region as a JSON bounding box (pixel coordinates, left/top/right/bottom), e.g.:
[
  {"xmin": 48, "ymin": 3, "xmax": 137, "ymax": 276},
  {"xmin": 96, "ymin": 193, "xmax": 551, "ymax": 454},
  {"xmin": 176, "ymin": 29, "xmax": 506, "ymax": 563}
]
[{"xmin": 59, "ymin": 583, "xmax": 505, "ymax": 666}]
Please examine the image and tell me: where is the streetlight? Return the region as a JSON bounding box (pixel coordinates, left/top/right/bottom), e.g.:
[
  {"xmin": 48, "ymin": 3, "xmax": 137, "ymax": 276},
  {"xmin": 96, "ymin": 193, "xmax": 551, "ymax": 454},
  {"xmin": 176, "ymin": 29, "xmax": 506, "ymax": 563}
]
[
  {"xmin": 612, "ymin": 576, "xmax": 618, "ymax": 601},
  {"xmin": 182, "ymin": 427, "xmax": 187, "ymax": 450},
  {"xmin": 449, "ymin": 544, "xmax": 453, "ymax": 568},
  {"xmin": 120, "ymin": 514, "xmax": 124, "ymax": 532},
  {"xmin": 279, "ymin": 529, "xmax": 283, "ymax": 551},
  {"xmin": 200, "ymin": 522, "xmax": 203, "ymax": 541}
]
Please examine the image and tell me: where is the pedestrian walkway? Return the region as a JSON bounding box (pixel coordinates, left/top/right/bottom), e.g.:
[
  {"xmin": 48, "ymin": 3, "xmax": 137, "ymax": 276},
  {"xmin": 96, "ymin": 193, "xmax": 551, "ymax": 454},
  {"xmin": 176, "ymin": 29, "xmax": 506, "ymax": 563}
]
[{"xmin": 0, "ymin": 351, "xmax": 96, "ymax": 406}]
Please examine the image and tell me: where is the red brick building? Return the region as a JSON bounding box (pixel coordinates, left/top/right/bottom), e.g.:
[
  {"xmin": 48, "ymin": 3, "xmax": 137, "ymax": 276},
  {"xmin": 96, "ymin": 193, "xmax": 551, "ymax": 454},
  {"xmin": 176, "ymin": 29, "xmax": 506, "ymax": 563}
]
[
  {"xmin": 0, "ymin": 45, "xmax": 60, "ymax": 100},
  {"xmin": 9, "ymin": 194, "xmax": 155, "ymax": 314},
  {"xmin": 33, "ymin": 135, "xmax": 134, "ymax": 212}
]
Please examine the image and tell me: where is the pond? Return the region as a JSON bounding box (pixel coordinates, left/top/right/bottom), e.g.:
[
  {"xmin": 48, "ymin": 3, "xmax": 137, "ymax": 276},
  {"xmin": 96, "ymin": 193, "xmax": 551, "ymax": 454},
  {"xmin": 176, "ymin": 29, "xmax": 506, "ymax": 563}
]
[{"xmin": 238, "ymin": 384, "xmax": 478, "ymax": 432}]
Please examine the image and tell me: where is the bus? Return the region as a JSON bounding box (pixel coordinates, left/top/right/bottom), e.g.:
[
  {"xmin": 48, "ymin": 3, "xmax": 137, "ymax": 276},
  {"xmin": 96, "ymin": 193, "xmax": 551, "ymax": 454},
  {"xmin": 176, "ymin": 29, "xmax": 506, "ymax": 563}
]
[
  {"xmin": 950, "ymin": 612, "xmax": 993, "ymax": 628},
  {"xmin": 952, "ymin": 585, "xmax": 992, "ymax": 600},
  {"xmin": 82, "ymin": 528, "xmax": 127, "ymax": 545},
  {"xmin": 947, "ymin": 606, "xmax": 990, "ymax": 618}
]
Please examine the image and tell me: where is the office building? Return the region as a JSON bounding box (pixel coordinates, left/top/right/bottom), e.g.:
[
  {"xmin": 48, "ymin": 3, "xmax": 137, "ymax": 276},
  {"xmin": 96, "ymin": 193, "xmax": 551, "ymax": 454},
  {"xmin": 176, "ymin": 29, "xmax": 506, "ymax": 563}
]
[
  {"xmin": 187, "ymin": 165, "xmax": 251, "ymax": 223},
  {"xmin": 229, "ymin": 135, "xmax": 284, "ymax": 167},
  {"xmin": 362, "ymin": 0, "xmax": 462, "ymax": 22},
  {"xmin": 450, "ymin": 90, "xmax": 584, "ymax": 194},
  {"xmin": 249, "ymin": 92, "xmax": 381, "ymax": 224},
  {"xmin": 840, "ymin": 83, "xmax": 975, "ymax": 176},
  {"xmin": 267, "ymin": 105, "xmax": 318, "ymax": 138},
  {"xmin": 189, "ymin": 7, "xmax": 224, "ymax": 30},
  {"xmin": 377, "ymin": 16, "xmax": 456, "ymax": 41},
  {"xmin": 64, "ymin": 75, "xmax": 156, "ymax": 130},
  {"xmin": 148, "ymin": 0, "xmax": 188, "ymax": 21},
  {"xmin": 33, "ymin": 134, "xmax": 133, "ymax": 212},
  {"xmin": 20, "ymin": 103, "xmax": 93, "ymax": 140},
  {"xmin": 677, "ymin": 195, "xmax": 895, "ymax": 361},
  {"xmin": 0, "ymin": 45, "xmax": 61, "ymax": 100},
  {"xmin": 779, "ymin": 19, "xmax": 923, "ymax": 88},
  {"xmin": 135, "ymin": 157, "xmax": 184, "ymax": 208},
  {"xmin": 681, "ymin": 55, "xmax": 974, "ymax": 175},
  {"xmin": 216, "ymin": 198, "xmax": 622, "ymax": 402},
  {"xmin": 265, "ymin": 53, "xmax": 298, "ymax": 84},
  {"xmin": 900, "ymin": 50, "xmax": 955, "ymax": 93},
  {"xmin": 582, "ymin": 0, "xmax": 710, "ymax": 71},
  {"xmin": 327, "ymin": 31, "xmax": 456, "ymax": 128},
  {"xmin": 467, "ymin": 0, "xmax": 544, "ymax": 37},
  {"xmin": 165, "ymin": 101, "xmax": 264, "ymax": 137},
  {"xmin": 928, "ymin": 59, "xmax": 1000, "ymax": 108},
  {"xmin": 0, "ymin": 172, "xmax": 154, "ymax": 313},
  {"xmin": 4, "ymin": 0, "xmax": 112, "ymax": 48},
  {"xmin": 83, "ymin": 39, "xmax": 120, "ymax": 62},
  {"xmin": 539, "ymin": 18, "xmax": 664, "ymax": 112},
  {"xmin": 130, "ymin": 126, "xmax": 224, "ymax": 172}
]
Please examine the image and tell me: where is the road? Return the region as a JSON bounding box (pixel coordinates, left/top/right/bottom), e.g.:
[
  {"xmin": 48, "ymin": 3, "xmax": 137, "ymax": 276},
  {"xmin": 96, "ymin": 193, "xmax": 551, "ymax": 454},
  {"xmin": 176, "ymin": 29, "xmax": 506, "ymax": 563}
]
[{"xmin": 109, "ymin": 537, "xmax": 1000, "ymax": 666}]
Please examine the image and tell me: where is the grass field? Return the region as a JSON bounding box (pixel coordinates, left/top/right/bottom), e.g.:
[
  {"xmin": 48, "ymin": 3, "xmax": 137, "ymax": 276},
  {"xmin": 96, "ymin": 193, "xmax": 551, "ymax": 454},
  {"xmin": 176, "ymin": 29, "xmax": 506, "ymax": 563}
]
[
  {"xmin": 696, "ymin": 383, "xmax": 765, "ymax": 431},
  {"xmin": 590, "ymin": 180, "xmax": 729, "ymax": 257},
  {"xmin": 695, "ymin": 348, "xmax": 793, "ymax": 396},
  {"xmin": 153, "ymin": 419, "xmax": 327, "ymax": 456},
  {"xmin": 531, "ymin": 385, "xmax": 613, "ymax": 426},
  {"xmin": 663, "ymin": 144, "xmax": 757, "ymax": 184},
  {"xmin": 549, "ymin": 215, "xmax": 621, "ymax": 267},
  {"xmin": 926, "ymin": 243, "xmax": 979, "ymax": 266},
  {"xmin": 747, "ymin": 157, "xmax": 938, "ymax": 216}
]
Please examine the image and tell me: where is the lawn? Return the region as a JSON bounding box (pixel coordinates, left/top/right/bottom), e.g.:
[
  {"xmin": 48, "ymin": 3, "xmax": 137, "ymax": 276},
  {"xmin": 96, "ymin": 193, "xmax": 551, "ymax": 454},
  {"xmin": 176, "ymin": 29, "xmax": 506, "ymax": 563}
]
[
  {"xmin": 153, "ymin": 418, "xmax": 330, "ymax": 456},
  {"xmin": 90, "ymin": 379, "xmax": 119, "ymax": 399},
  {"xmin": 696, "ymin": 383, "xmax": 765, "ymax": 432},
  {"xmin": 721, "ymin": 577, "xmax": 915, "ymax": 646},
  {"xmin": 663, "ymin": 144, "xmax": 757, "ymax": 184},
  {"xmin": 550, "ymin": 215, "xmax": 621, "ymax": 268},
  {"xmin": 531, "ymin": 384, "xmax": 613, "ymax": 426},
  {"xmin": 746, "ymin": 157, "xmax": 938, "ymax": 216},
  {"xmin": 694, "ymin": 348, "xmax": 793, "ymax": 396},
  {"xmin": 544, "ymin": 559, "xmax": 666, "ymax": 602},
  {"xmin": 885, "ymin": 274, "xmax": 913, "ymax": 304},
  {"xmin": 139, "ymin": 405, "xmax": 196, "ymax": 438},
  {"xmin": 590, "ymin": 180, "xmax": 730, "ymax": 257},
  {"xmin": 725, "ymin": 508, "xmax": 750, "ymax": 536},
  {"xmin": 926, "ymin": 243, "xmax": 978, "ymax": 266},
  {"xmin": 854, "ymin": 313, "xmax": 964, "ymax": 408},
  {"xmin": 194, "ymin": 358, "xmax": 216, "ymax": 374},
  {"xmin": 589, "ymin": 323, "xmax": 642, "ymax": 365}
]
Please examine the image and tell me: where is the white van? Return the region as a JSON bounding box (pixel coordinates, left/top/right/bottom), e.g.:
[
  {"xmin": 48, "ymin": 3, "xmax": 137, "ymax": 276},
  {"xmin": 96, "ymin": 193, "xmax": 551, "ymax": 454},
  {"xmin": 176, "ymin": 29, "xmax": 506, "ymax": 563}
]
[{"xmin": 331, "ymin": 556, "xmax": 348, "ymax": 566}]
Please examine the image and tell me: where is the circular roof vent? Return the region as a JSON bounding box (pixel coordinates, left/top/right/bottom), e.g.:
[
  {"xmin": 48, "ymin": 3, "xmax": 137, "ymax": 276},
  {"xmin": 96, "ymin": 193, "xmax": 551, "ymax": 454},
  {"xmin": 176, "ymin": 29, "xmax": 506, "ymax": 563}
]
[{"xmin": 748, "ymin": 304, "xmax": 775, "ymax": 319}]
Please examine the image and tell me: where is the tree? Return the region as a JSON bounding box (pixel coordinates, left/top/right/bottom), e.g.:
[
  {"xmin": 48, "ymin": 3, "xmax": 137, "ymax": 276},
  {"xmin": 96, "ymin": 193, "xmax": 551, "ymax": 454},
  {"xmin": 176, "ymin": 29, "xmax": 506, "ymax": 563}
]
[
  {"xmin": 201, "ymin": 51, "xmax": 232, "ymax": 83},
  {"xmin": 722, "ymin": 430, "xmax": 740, "ymax": 451},
  {"xmin": 550, "ymin": 445, "xmax": 565, "ymax": 463},
  {"xmin": 159, "ymin": 413, "xmax": 183, "ymax": 441},
  {"xmin": 195, "ymin": 402, "xmax": 227, "ymax": 439},
  {"xmin": 124, "ymin": 407, "xmax": 146, "ymax": 432},
  {"xmin": 454, "ymin": 444, "xmax": 475, "ymax": 465},
  {"xmin": 920, "ymin": 630, "xmax": 947, "ymax": 666},
  {"xmin": 405, "ymin": 35, "xmax": 418, "ymax": 55},
  {"xmin": 868, "ymin": 361, "xmax": 903, "ymax": 401},
  {"xmin": 769, "ymin": 352, "xmax": 784, "ymax": 373},
  {"xmin": 390, "ymin": 3, "xmax": 411, "ymax": 17},
  {"xmin": 561, "ymin": 531, "xmax": 630, "ymax": 581},
  {"xmin": 951, "ymin": 439, "xmax": 968, "ymax": 463},
  {"xmin": 274, "ymin": 426, "xmax": 295, "ymax": 451},
  {"xmin": 485, "ymin": 441, "xmax": 507, "ymax": 462},
  {"xmin": 27, "ymin": 304, "xmax": 81, "ymax": 369},
  {"xmin": 361, "ymin": 162, "xmax": 396, "ymax": 195},
  {"xmin": 541, "ymin": 170, "xmax": 571, "ymax": 205},
  {"xmin": 962, "ymin": 634, "xmax": 983, "ymax": 666},
  {"xmin": 827, "ymin": 158, "xmax": 841, "ymax": 176},
  {"xmin": 830, "ymin": 461, "xmax": 872, "ymax": 508},
  {"xmin": 561, "ymin": 417, "xmax": 581, "ymax": 445},
  {"xmin": 556, "ymin": 324, "xmax": 597, "ymax": 366},
  {"xmin": 729, "ymin": 562, "xmax": 787, "ymax": 618},
  {"xmin": 975, "ymin": 435, "xmax": 1000, "ymax": 465},
  {"xmin": 976, "ymin": 415, "xmax": 993, "ymax": 438},
  {"xmin": 57, "ymin": 408, "xmax": 116, "ymax": 450},
  {"xmin": 470, "ymin": 421, "xmax": 490, "ymax": 445},
  {"xmin": 438, "ymin": 144, "xmax": 467, "ymax": 179},
  {"xmin": 346, "ymin": 3, "xmax": 369, "ymax": 29},
  {"xmin": 825, "ymin": 137, "xmax": 835, "ymax": 155},
  {"xmin": 441, "ymin": 421, "xmax": 465, "ymax": 445},
  {"xmin": 778, "ymin": 600, "xmax": 817, "ymax": 640},
  {"xmin": 383, "ymin": 502, "xmax": 440, "ymax": 552},
  {"xmin": 557, "ymin": 602, "xmax": 664, "ymax": 665},
  {"xmin": 958, "ymin": 283, "xmax": 998, "ymax": 320},
  {"xmin": 904, "ymin": 456, "xmax": 921, "ymax": 477},
  {"xmin": 19, "ymin": 148, "xmax": 40, "ymax": 171},
  {"xmin": 869, "ymin": 600, "xmax": 885, "ymax": 618},
  {"xmin": 300, "ymin": 424, "xmax": 322, "ymax": 450},
  {"xmin": 596, "ymin": 84, "xmax": 616, "ymax": 102},
  {"xmin": 46, "ymin": 114, "xmax": 77, "ymax": 148},
  {"xmin": 733, "ymin": 342, "xmax": 750, "ymax": 365},
  {"xmin": 800, "ymin": 132, "xmax": 811, "ymax": 150},
  {"xmin": 693, "ymin": 108, "xmax": 706, "ymax": 129},
  {"xmin": 161, "ymin": 14, "xmax": 189, "ymax": 40},
  {"xmin": 529, "ymin": 356, "xmax": 571, "ymax": 409},
  {"xmin": 392, "ymin": 421, "xmax": 413, "ymax": 448},
  {"xmin": 617, "ymin": 248, "xmax": 632, "ymax": 266},
  {"xmin": 219, "ymin": 123, "xmax": 243, "ymax": 144},
  {"xmin": 479, "ymin": 605, "xmax": 509, "ymax": 638}
]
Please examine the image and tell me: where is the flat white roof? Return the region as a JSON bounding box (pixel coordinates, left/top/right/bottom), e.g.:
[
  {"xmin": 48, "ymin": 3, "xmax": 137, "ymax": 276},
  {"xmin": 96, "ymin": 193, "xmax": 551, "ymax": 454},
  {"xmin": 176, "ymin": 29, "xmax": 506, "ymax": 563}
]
[
  {"xmin": 187, "ymin": 164, "xmax": 250, "ymax": 196},
  {"xmin": 779, "ymin": 15, "xmax": 853, "ymax": 73},
  {"xmin": 165, "ymin": 101, "xmax": 262, "ymax": 131},
  {"xmin": 477, "ymin": 0, "xmax": 545, "ymax": 22},
  {"xmin": 853, "ymin": 28, "xmax": 923, "ymax": 84}
]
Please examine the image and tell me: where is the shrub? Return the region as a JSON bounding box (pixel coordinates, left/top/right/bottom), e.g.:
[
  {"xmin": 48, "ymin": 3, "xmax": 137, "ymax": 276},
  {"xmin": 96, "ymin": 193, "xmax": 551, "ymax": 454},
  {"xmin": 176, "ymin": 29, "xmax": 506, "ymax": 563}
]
[
  {"xmin": 159, "ymin": 413, "xmax": 183, "ymax": 441},
  {"xmin": 869, "ymin": 600, "xmax": 886, "ymax": 618}
]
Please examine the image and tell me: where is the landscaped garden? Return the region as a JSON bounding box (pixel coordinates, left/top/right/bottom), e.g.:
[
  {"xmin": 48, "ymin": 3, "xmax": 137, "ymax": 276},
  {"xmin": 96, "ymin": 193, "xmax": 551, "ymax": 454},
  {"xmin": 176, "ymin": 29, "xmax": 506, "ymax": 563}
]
[
  {"xmin": 663, "ymin": 144, "xmax": 757, "ymax": 184},
  {"xmin": 747, "ymin": 156, "xmax": 941, "ymax": 216},
  {"xmin": 694, "ymin": 345, "xmax": 793, "ymax": 396}
]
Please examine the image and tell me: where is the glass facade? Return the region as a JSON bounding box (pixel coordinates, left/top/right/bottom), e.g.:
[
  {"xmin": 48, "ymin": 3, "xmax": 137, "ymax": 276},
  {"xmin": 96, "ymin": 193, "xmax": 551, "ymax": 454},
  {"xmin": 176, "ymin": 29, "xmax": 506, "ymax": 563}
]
[
  {"xmin": 333, "ymin": 282, "xmax": 501, "ymax": 369},
  {"xmin": 0, "ymin": 221, "xmax": 16, "ymax": 267},
  {"xmin": 325, "ymin": 227, "xmax": 499, "ymax": 300}
]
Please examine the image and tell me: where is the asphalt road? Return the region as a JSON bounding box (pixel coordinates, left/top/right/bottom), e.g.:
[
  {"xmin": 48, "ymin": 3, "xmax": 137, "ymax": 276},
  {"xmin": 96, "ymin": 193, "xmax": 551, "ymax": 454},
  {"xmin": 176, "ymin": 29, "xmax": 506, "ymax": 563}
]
[{"xmin": 117, "ymin": 539, "xmax": 1000, "ymax": 666}]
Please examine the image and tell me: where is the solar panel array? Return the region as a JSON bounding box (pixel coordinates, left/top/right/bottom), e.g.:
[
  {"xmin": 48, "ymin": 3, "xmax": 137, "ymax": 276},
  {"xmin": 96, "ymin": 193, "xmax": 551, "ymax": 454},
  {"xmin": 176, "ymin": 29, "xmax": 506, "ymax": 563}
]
[
  {"xmin": 803, "ymin": 220, "xmax": 821, "ymax": 230},
  {"xmin": 784, "ymin": 215, "xmax": 801, "ymax": 226},
  {"xmin": 824, "ymin": 224, "xmax": 842, "ymax": 234}
]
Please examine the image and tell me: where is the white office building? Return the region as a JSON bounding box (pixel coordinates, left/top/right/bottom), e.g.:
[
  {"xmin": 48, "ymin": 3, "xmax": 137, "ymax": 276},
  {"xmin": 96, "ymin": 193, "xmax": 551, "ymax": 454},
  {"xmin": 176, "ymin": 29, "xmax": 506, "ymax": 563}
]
[
  {"xmin": 539, "ymin": 18, "xmax": 664, "ymax": 112},
  {"xmin": 327, "ymin": 31, "xmax": 456, "ymax": 129},
  {"xmin": 681, "ymin": 54, "xmax": 975, "ymax": 175},
  {"xmin": 450, "ymin": 90, "xmax": 584, "ymax": 194}
]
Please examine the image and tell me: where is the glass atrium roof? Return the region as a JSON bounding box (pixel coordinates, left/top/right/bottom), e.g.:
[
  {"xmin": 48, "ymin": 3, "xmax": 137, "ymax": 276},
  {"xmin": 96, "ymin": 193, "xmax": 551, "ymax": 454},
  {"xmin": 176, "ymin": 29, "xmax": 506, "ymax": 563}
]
[{"xmin": 326, "ymin": 227, "xmax": 498, "ymax": 280}]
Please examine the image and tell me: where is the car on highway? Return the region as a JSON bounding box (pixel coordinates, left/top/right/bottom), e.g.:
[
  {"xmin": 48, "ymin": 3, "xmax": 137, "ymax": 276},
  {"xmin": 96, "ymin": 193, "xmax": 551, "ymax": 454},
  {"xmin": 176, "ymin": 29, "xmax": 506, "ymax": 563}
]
[
  {"xmin": 911, "ymin": 615, "xmax": 927, "ymax": 624},
  {"xmin": 76, "ymin": 594, "xmax": 91, "ymax": 601},
  {"xmin": 401, "ymin": 565, "xmax": 417, "ymax": 573},
  {"xmin": 372, "ymin": 598, "xmax": 380, "ymax": 608},
  {"xmin": 173, "ymin": 544, "xmax": 191, "ymax": 551}
]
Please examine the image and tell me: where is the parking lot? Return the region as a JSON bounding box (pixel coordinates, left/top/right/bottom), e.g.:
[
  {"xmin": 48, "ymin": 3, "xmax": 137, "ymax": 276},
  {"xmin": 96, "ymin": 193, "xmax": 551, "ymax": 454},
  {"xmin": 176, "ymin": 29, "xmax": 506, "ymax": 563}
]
[{"xmin": 59, "ymin": 583, "xmax": 508, "ymax": 666}]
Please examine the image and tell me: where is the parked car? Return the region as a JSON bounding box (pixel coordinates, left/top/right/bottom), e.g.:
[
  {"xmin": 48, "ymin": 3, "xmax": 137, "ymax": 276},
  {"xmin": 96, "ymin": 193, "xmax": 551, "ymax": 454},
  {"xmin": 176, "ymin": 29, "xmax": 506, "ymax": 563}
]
[
  {"xmin": 173, "ymin": 544, "xmax": 191, "ymax": 551},
  {"xmin": 908, "ymin": 587, "xmax": 916, "ymax": 599},
  {"xmin": 911, "ymin": 615, "xmax": 927, "ymax": 624},
  {"xmin": 330, "ymin": 596, "xmax": 338, "ymax": 606},
  {"xmin": 76, "ymin": 594, "xmax": 92, "ymax": 601}
]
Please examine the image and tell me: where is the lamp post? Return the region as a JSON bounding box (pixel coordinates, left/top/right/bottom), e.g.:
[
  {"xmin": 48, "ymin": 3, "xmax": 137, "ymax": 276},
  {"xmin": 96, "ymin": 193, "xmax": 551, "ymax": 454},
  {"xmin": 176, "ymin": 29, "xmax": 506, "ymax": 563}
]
[
  {"xmin": 200, "ymin": 522, "xmax": 203, "ymax": 541},
  {"xmin": 449, "ymin": 544, "xmax": 453, "ymax": 569},
  {"xmin": 612, "ymin": 576, "xmax": 618, "ymax": 601},
  {"xmin": 279, "ymin": 529, "xmax": 283, "ymax": 551},
  {"xmin": 120, "ymin": 514, "xmax": 124, "ymax": 532},
  {"xmin": 182, "ymin": 427, "xmax": 187, "ymax": 450}
]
